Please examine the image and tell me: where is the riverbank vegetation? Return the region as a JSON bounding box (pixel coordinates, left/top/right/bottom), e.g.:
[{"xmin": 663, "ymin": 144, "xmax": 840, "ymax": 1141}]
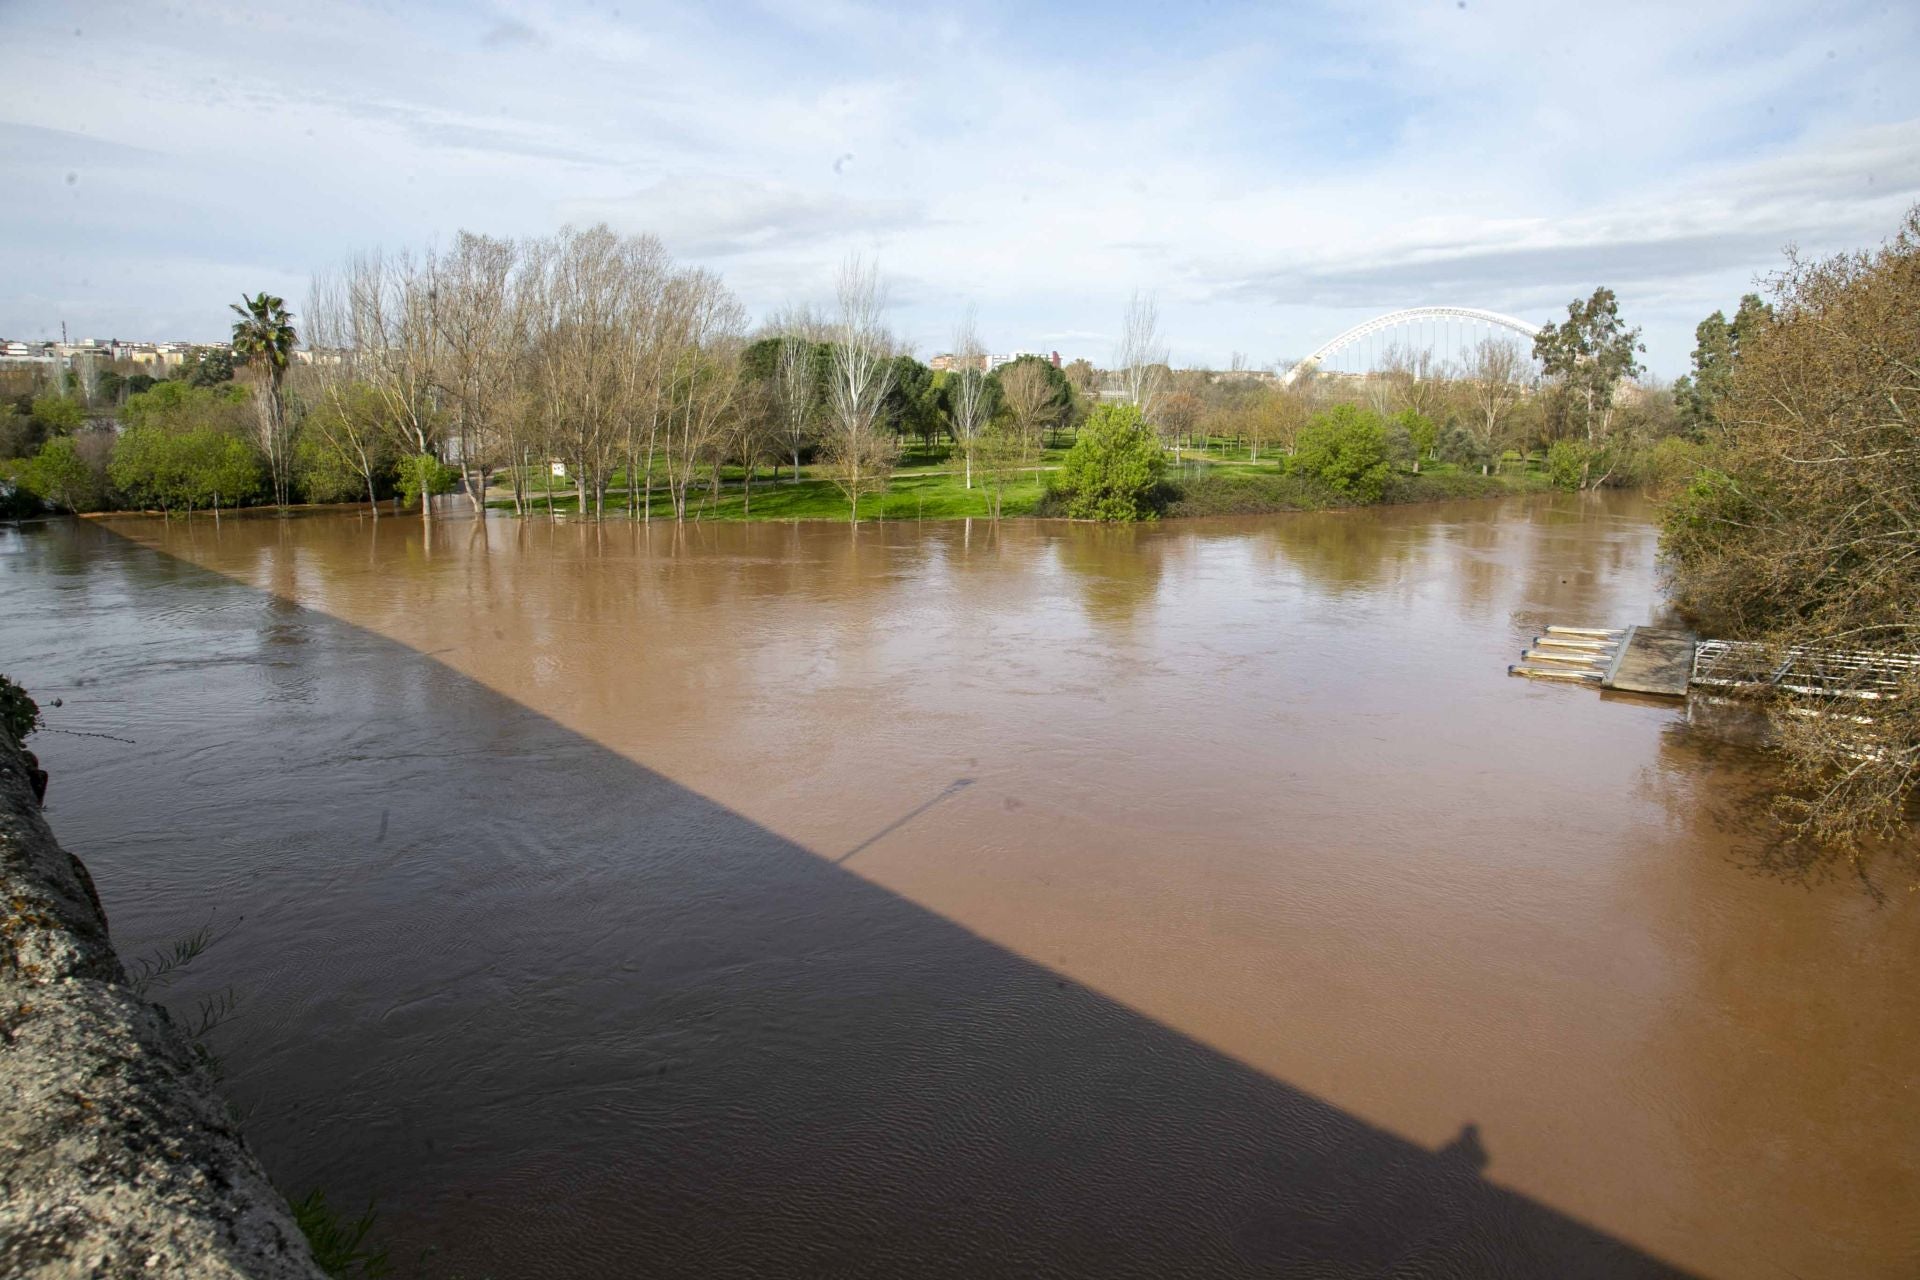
[
  {"xmin": 1658, "ymin": 208, "xmax": 1920, "ymax": 876},
  {"xmin": 5, "ymin": 220, "xmax": 1696, "ymax": 528}
]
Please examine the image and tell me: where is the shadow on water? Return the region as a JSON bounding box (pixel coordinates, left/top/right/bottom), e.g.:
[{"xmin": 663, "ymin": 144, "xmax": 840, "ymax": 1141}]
[{"xmin": 25, "ymin": 520, "xmax": 1688, "ymax": 1279}]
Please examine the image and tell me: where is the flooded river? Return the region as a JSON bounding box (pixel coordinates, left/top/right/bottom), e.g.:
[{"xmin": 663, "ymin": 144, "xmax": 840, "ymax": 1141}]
[{"xmin": 4, "ymin": 493, "xmax": 1915, "ymax": 1278}]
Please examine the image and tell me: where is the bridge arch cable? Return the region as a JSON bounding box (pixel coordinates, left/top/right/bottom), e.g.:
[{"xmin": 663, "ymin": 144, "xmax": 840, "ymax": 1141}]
[{"xmin": 1281, "ymin": 306, "xmax": 1541, "ymax": 385}]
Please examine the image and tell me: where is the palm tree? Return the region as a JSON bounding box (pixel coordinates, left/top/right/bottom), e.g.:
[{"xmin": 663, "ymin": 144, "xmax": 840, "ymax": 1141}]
[{"xmin": 230, "ymin": 293, "xmax": 298, "ymax": 509}]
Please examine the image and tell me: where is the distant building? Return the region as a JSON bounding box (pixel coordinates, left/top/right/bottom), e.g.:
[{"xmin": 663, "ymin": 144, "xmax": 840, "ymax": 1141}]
[
  {"xmin": 929, "ymin": 349, "xmax": 1063, "ymax": 374},
  {"xmin": 987, "ymin": 349, "xmax": 1062, "ymax": 372},
  {"xmin": 0, "ymin": 337, "xmax": 210, "ymax": 371}
]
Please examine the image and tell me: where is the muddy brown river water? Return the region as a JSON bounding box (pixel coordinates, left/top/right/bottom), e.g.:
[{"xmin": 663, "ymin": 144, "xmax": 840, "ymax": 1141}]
[{"xmin": 3, "ymin": 493, "xmax": 1915, "ymax": 1278}]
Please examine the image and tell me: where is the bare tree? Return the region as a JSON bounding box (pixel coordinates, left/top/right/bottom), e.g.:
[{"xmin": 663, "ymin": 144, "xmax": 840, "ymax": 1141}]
[
  {"xmin": 302, "ymin": 273, "xmax": 388, "ymax": 515},
  {"xmin": 431, "ymin": 232, "xmax": 523, "ymax": 514},
  {"xmin": 1157, "ymin": 369, "xmax": 1206, "ymax": 461},
  {"xmin": 724, "ymin": 380, "xmax": 779, "ymax": 515},
  {"xmin": 338, "ymin": 249, "xmax": 442, "ymax": 518},
  {"xmin": 1116, "ymin": 290, "xmax": 1169, "ymax": 423},
  {"xmin": 821, "ymin": 256, "xmax": 900, "ymax": 523},
  {"xmin": 998, "ymin": 358, "xmax": 1053, "ymax": 462},
  {"xmin": 613, "ymin": 234, "xmax": 670, "ymax": 518},
  {"xmin": 1375, "ymin": 344, "xmax": 1449, "ymax": 426},
  {"xmin": 947, "ymin": 307, "xmax": 989, "ymax": 488},
  {"xmin": 770, "ymin": 305, "xmax": 821, "ymax": 481},
  {"xmin": 1463, "ymin": 337, "xmax": 1527, "ymax": 474},
  {"xmin": 660, "ymin": 269, "xmax": 746, "ymax": 521},
  {"xmin": 522, "ymin": 226, "xmax": 635, "ymax": 519}
]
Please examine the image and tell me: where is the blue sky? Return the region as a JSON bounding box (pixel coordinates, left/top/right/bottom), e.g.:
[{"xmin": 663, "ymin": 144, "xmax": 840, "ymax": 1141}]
[{"xmin": 2, "ymin": 0, "xmax": 1917, "ymax": 375}]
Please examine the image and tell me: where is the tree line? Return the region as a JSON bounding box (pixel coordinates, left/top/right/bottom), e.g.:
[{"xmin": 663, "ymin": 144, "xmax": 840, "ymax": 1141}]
[
  {"xmin": 1658, "ymin": 206, "xmax": 1920, "ymax": 876},
  {"xmin": 0, "ymin": 223, "xmax": 1716, "ymax": 528},
  {"xmin": 1, "ymin": 230, "xmax": 1104, "ymax": 523}
]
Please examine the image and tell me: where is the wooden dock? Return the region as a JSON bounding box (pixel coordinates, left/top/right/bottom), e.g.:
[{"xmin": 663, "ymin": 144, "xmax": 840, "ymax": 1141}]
[
  {"xmin": 1509, "ymin": 625, "xmax": 1696, "ymax": 697},
  {"xmin": 1512, "ymin": 624, "xmax": 1913, "ymax": 702},
  {"xmin": 1600, "ymin": 626, "xmax": 1697, "ymax": 697}
]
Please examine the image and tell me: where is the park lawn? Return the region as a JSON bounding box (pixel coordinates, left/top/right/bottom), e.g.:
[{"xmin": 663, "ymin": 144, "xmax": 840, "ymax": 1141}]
[{"xmin": 489, "ymin": 466, "xmax": 1051, "ymax": 522}]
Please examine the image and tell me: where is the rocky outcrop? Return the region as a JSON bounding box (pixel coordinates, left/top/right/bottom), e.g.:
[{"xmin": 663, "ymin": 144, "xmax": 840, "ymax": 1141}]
[{"xmin": 0, "ymin": 730, "xmax": 325, "ymax": 1279}]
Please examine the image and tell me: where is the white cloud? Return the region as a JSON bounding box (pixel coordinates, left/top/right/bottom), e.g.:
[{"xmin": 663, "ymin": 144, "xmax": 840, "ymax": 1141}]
[{"xmin": 0, "ymin": 0, "xmax": 1915, "ymax": 372}]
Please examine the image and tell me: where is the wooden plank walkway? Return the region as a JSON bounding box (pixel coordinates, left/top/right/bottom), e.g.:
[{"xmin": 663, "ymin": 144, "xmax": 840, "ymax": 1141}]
[
  {"xmin": 1509, "ymin": 625, "xmax": 1696, "ymax": 697},
  {"xmin": 1508, "ymin": 627, "xmax": 1623, "ymax": 686},
  {"xmin": 1513, "ymin": 623, "xmax": 1914, "ymax": 703},
  {"xmin": 1601, "ymin": 626, "xmax": 1696, "ymax": 697}
]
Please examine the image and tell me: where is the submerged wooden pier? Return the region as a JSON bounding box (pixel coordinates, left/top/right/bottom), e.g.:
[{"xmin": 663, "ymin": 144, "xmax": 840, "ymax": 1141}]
[
  {"xmin": 1511, "ymin": 627, "xmax": 1916, "ymax": 700},
  {"xmin": 1510, "ymin": 625, "xmax": 1696, "ymax": 697}
]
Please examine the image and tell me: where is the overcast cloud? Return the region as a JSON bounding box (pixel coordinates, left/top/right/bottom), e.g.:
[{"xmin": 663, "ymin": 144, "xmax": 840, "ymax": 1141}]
[{"xmin": 2, "ymin": 0, "xmax": 1916, "ymax": 374}]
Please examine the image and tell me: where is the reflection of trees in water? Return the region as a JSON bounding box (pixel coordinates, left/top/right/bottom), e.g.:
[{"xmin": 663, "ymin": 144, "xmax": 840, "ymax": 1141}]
[
  {"xmin": 1050, "ymin": 523, "xmax": 1165, "ymax": 626},
  {"xmin": 1246, "ymin": 508, "xmax": 1428, "ymax": 597},
  {"xmin": 1647, "ymin": 703, "xmax": 1909, "ymax": 896},
  {"xmin": 1625, "ymin": 705, "xmax": 1920, "ymax": 1274},
  {"xmin": 1434, "ymin": 509, "xmax": 1514, "ymax": 621},
  {"xmin": 1508, "ymin": 493, "xmax": 1654, "ymax": 627}
]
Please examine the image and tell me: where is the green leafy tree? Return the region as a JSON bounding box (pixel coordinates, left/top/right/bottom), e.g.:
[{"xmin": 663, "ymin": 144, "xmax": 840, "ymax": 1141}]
[
  {"xmin": 1673, "ymin": 293, "xmax": 1771, "ymax": 432},
  {"xmin": 395, "ymin": 454, "xmax": 458, "ymax": 511},
  {"xmin": 884, "ymin": 354, "xmax": 942, "ymax": 453},
  {"xmin": 295, "ymin": 430, "xmax": 377, "ymax": 505},
  {"xmin": 188, "ymin": 431, "xmax": 267, "ymax": 513},
  {"xmin": 182, "ymin": 347, "xmax": 235, "ymax": 387},
  {"xmin": 1295, "ymin": 404, "xmax": 1391, "ymax": 502},
  {"xmin": 109, "ymin": 426, "xmax": 263, "ymax": 515},
  {"xmin": 107, "ymin": 427, "xmax": 179, "ymax": 510},
  {"xmin": 22, "ymin": 436, "xmax": 101, "ymax": 511},
  {"xmin": 230, "ymin": 292, "xmax": 298, "ymax": 508},
  {"xmin": 1532, "ymin": 288, "xmax": 1644, "ymax": 486},
  {"xmin": 1546, "ymin": 439, "xmax": 1589, "ymax": 491},
  {"xmin": 1388, "ymin": 408, "xmax": 1437, "ymax": 473},
  {"xmin": 30, "ymin": 393, "xmax": 83, "ymax": 437},
  {"xmin": 1436, "ymin": 416, "xmax": 1492, "ymax": 471},
  {"xmin": 1049, "ymin": 402, "xmax": 1166, "ymax": 521},
  {"xmin": 122, "ymin": 379, "xmax": 252, "ymax": 434}
]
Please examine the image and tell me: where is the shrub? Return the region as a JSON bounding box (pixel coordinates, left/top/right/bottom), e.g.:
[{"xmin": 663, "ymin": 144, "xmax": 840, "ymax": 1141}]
[
  {"xmin": 1546, "ymin": 439, "xmax": 1589, "ymax": 490},
  {"xmin": 395, "ymin": 454, "xmax": 460, "ymax": 510},
  {"xmin": 20, "ymin": 436, "xmax": 104, "ymax": 512},
  {"xmin": 1636, "ymin": 435, "xmax": 1714, "ymax": 496},
  {"xmin": 110, "ymin": 425, "xmax": 264, "ymax": 513},
  {"xmin": 1294, "ymin": 404, "xmax": 1391, "ymax": 502},
  {"xmin": 295, "ymin": 433, "xmax": 370, "ymax": 505},
  {"xmin": 1162, "ymin": 467, "xmax": 1515, "ymax": 518},
  {"xmin": 1048, "ymin": 403, "xmax": 1167, "ymax": 521},
  {"xmin": 1389, "ymin": 408, "xmax": 1436, "ymax": 472},
  {"xmin": 1436, "ymin": 419, "xmax": 1492, "ymax": 471},
  {"xmin": 0, "ymin": 675, "xmax": 40, "ymax": 742},
  {"xmin": 30, "ymin": 393, "xmax": 84, "ymax": 437}
]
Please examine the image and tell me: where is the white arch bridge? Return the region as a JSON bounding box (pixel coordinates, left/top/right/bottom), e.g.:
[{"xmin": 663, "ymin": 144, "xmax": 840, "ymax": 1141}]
[{"xmin": 1280, "ymin": 306, "xmax": 1541, "ymax": 386}]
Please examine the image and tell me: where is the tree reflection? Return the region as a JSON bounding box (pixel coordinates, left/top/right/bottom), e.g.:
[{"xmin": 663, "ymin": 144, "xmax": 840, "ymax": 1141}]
[{"xmin": 1050, "ymin": 523, "xmax": 1165, "ymax": 626}]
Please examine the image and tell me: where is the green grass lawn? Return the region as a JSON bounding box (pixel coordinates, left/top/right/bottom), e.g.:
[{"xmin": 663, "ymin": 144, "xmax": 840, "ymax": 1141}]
[
  {"xmin": 490, "ymin": 443, "xmax": 1547, "ymax": 524},
  {"xmin": 490, "ymin": 466, "xmax": 1051, "ymax": 522}
]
